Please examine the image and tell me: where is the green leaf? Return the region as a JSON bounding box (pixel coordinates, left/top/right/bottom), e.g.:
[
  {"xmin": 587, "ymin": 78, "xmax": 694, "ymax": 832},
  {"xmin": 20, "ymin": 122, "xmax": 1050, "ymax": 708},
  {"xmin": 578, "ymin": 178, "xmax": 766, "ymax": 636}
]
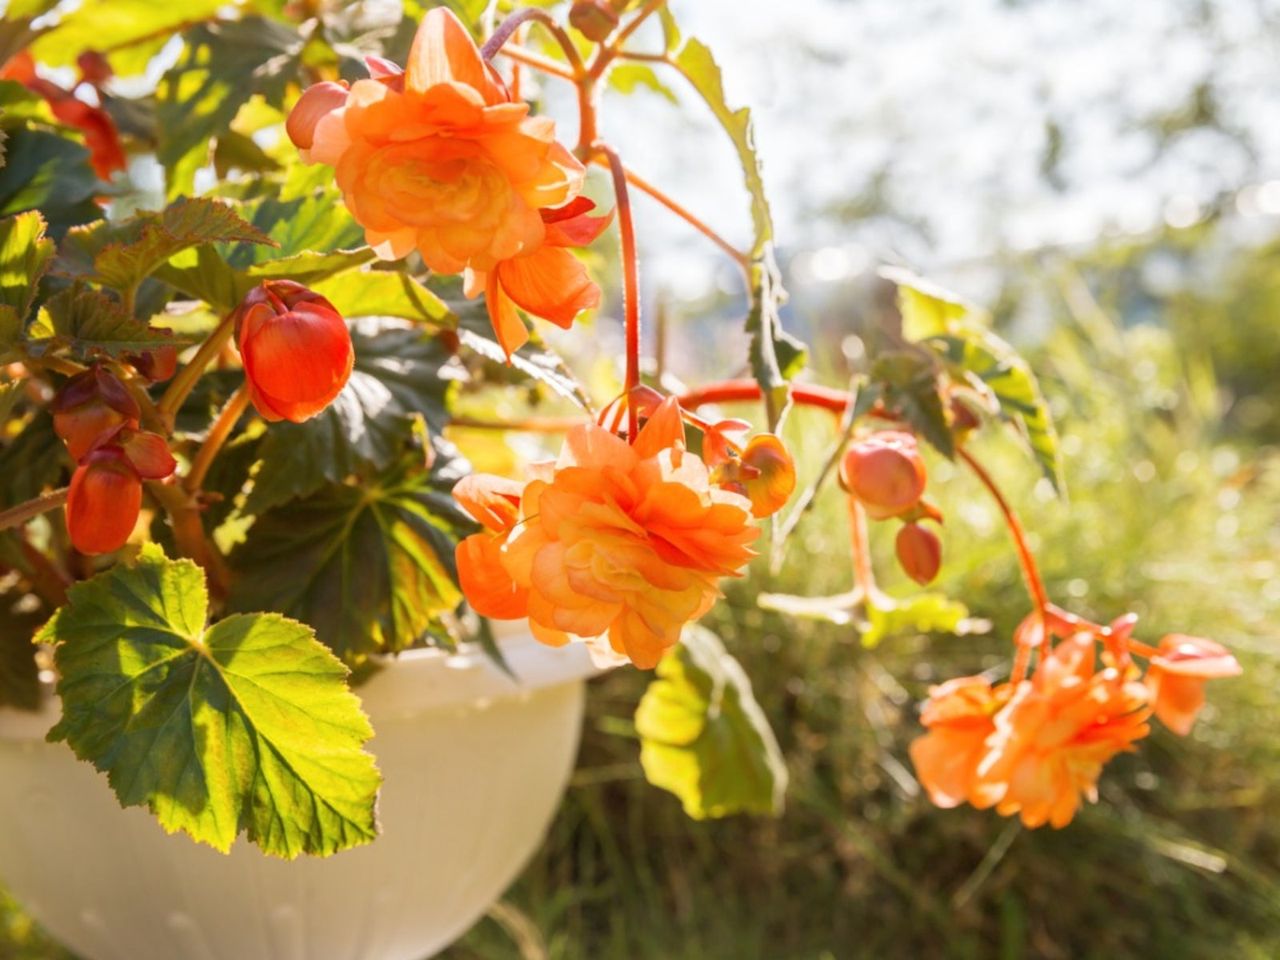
[
  {"xmin": 311, "ymin": 269, "xmax": 455, "ymax": 328},
  {"xmin": 0, "ymin": 210, "xmax": 53, "ymax": 322},
  {"xmin": 244, "ymin": 318, "xmax": 459, "ymax": 515},
  {"xmin": 0, "ymin": 125, "xmax": 100, "ymax": 238},
  {"xmin": 40, "ymin": 544, "xmax": 381, "ymax": 859},
  {"xmin": 871, "ymin": 349, "xmax": 955, "ymax": 458},
  {"xmin": 861, "ymin": 592, "xmax": 979, "ymax": 649},
  {"xmin": 635, "ymin": 625, "xmax": 787, "ymax": 820},
  {"xmin": 31, "ymin": 0, "xmax": 227, "ymax": 76},
  {"xmin": 887, "ymin": 269, "xmax": 1064, "ymax": 491},
  {"xmin": 26, "ymin": 287, "xmax": 184, "ymax": 359},
  {"xmin": 90, "ymin": 198, "xmax": 275, "ymax": 294},
  {"xmin": 157, "ymin": 18, "xmax": 303, "ymax": 197},
  {"xmin": 229, "ymin": 465, "xmax": 474, "ymax": 662},
  {"xmin": 457, "ymin": 325, "xmax": 593, "ymax": 411},
  {"xmin": 608, "ymin": 64, "xmax": 678, "ymax": 104},
  {"xmin": 671, "ymin": 37, "xmax": 772, "ymax": 257}
]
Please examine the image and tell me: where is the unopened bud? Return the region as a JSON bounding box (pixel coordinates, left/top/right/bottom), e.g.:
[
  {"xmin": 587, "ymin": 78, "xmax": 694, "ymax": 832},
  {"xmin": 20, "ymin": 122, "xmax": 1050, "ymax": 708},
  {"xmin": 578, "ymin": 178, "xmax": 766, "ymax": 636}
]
[
  {"xmin": 839, "ymin": 431, "xmax": 927, "ymax": 520},
  {"xmin": 896, "ymin": 522, "xmax": 942, "ymax": 585},
  {"xmin": 570, "ymin": 0, "xmax": 620, "ymax": 42}
]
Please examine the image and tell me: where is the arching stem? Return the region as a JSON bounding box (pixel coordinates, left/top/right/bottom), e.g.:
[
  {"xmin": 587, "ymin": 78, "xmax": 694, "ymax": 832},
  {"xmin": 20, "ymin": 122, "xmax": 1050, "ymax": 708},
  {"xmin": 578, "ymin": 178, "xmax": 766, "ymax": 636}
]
[{"xmin": 598, "ymin": 142, "xmax": 642, "ymax": 442}]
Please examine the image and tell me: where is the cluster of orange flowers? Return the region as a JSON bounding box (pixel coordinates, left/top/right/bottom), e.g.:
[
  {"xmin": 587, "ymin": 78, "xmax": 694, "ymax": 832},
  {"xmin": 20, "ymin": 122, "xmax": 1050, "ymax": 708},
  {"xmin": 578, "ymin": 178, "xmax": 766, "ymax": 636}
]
[
  {"xmin": 454, "ymin": 398, "xmax": 793, "ymax": 668},
  {"xmin": 910, "ymin": 607, "xmax": 1242, "ymax": 828},
  {"xmin": 288, "ymin": 7, "xmax": 608, "ymax": 359}
]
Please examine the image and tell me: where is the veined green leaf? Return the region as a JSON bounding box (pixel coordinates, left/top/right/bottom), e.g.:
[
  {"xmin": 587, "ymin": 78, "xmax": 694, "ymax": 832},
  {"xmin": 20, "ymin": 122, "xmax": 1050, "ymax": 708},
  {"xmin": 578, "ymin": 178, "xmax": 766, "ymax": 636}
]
[
  {"xmin": 90, "ymin": 198, "xmax": 274, "ymax": 294},
  {"xmin": 888, "ymin": 269, "xmax": 1064, "ymax": 492},
  {"xmin": 26, "ymin": 287, "xmax": 184, "ymax": 359},
  {"xmin": 229, "ymin": 465, "xmax": 474, "ymax": 662},
  {"xmin": 40, "ymin": 544, "xmax": 381, "ymax": 859},
  {"xmin": 244, "ymin": 317, "xmax": 459, "ymax": 515},
  {"xmin": 635, "ymin": 625, "xmax": 787, "ymax": 820},
  {"xmin": 157, "ymin": 18, "xmax": 304, "ymax": 197},
  {"xmin": 0, "ymin": 210, "xmax": 53, "ymax": 320},
  {"xmin": 0, "ymin": 410, "xmax": 68, "ymax": 504},
  {"xmin": 311, "ymin": 268, "xmax": 454, "ymax": 328}
]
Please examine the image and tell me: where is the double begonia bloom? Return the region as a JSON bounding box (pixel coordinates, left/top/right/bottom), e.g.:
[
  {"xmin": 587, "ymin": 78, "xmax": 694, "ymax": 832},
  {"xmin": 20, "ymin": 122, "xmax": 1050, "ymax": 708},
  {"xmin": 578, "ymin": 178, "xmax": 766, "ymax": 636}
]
[
  {"xmin": 973, "ymin": 635, "xmax": 1151, "ymax": 828},
  {"xmin": 909, "ymin": 675, "xmax": 1007, "ymax": 809},
  {"xmin": 236, "ymin": 280, "xmax": 354, "ymax": 424},
  {"xmin": 289, "ymin": 8, "xmax": 601, "ymax": 358},
  {"xmin": 454, "ymin": 399, "xmax": 759, "ymax": 668},
  {"xmin": 1145, "ymin": 634, "xmax": 1242, "ymax": 736}
]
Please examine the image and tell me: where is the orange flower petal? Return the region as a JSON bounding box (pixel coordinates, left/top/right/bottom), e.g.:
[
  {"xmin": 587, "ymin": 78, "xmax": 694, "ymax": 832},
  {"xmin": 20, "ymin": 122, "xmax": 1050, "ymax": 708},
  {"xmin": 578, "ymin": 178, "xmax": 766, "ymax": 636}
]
[
  {"xmin": 484, "ymin": 270, "xmax": 530, "ymax": 359},
  {"xmin": 495, "ymin": 245, "xmax": 600, "ymax": 330},
  {"xmin": 456, "ymin": 533, "xmax": 528, "ymax": 619},
  {"xmin": 405, "ymin": 7, "xmax": 498, "ymax": 102}
]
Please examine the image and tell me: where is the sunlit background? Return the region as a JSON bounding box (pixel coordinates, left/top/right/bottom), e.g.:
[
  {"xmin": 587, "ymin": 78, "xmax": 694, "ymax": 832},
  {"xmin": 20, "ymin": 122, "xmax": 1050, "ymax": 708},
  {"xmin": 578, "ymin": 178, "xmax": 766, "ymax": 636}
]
[{"xmin": 3, "ymin": 0, "xmax": 1279, "ymax": 957}]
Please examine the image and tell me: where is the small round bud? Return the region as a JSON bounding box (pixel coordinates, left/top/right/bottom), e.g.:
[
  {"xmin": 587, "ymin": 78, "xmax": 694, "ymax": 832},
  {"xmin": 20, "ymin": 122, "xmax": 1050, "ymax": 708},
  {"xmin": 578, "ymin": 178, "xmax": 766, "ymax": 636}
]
[
  {"xmin": 286, "ymin": 81, "xmax": 349, "ymax": 152},
  {"xmin": 570, "ymin": 0, "xmax": 620, "ymax": 42},
  {"xmin": 51, "ymin": 366, "xmax": 140, "ymax": 461},
  {"xmin": 896, "ymin": 522, "xmax": 942, "ymax": 585},
  {"xmin": 839, "ymin": 431, "xmax": 927, "ymax": 520}
]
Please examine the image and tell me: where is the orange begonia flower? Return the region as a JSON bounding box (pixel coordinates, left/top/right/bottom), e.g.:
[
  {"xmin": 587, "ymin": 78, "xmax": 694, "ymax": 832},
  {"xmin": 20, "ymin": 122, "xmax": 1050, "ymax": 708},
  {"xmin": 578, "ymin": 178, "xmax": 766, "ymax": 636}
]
[
  {"xmin": 454, "ymin": 399, "xmax": 759, "ymax": 668},
  {"xmin": 292, "ymin": 9, "xmax": 602, "ymax": 357},
  {"xmin": 909, "ymin": 675, "xmax": 1008, "ymax": 809},
  {"xmin": 973, "ymin": 635, "xmax": 1150, "ymax": 828},
  {"xmin": 1145, "ymin": 634, "xmax": 1242, "ymax": 736}
]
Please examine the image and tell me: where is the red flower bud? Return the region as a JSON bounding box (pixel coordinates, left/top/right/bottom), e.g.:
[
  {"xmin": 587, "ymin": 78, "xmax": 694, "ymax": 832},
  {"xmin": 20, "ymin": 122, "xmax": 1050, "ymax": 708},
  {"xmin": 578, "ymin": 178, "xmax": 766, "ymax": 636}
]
[
  {"xmin": 66, "ymin": 447, "xmax": 142, "ymax": 556},
  {"xmin": 896, "ymin": 522, "xmax": 942, "ymax": 585},
  {"xmin": 569, "ymin": 0, "xmax": 620, "ymax": 42},
  {"xmin": 117, "ymin": 430, "xmax": 177, "ymax": 480},
  {"xmin": 286, "ymin": 81, "xmax": 349, "ymax": 152},
  {"xmin": 77, "ymin": 51, "xmax": 113, "ymax": 86},
  {"xmin": 839, "ymin": 431, "xmax": 927, "ymax": 520},
  {"xmin": 236, "ymin": 280, "xmax": 354, "ymax": 424},
  {"xmin": 51, "ymin": 366, "xmax": 140, "ymax": 461},
  {"xmin": 126, "ymin": 344, "xmax": 179, "ymax": 383}
]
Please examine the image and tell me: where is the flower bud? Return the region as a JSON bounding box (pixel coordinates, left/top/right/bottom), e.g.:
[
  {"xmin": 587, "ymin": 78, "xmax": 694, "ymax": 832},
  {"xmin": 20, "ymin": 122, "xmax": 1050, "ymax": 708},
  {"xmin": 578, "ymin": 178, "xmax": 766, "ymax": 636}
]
[
  {"xmin": 118, "ymin": 430, "xmax": 177, "ymax": 480},
  {"xmin": 896, "ymin": 522, "xmax": 941, "ymax": 585},
  {"xmin": 51, "ymin": 366, "xmax": 140, "ymax": 461},
  {"xmin": 66, "ymin": 447, "xmax": 142, "ymax": 556},
  {"xmin": 236, "ymin": 280, "xmax": 354, "ymax": 424},
  {"xmin": 286, "ymin": 81, "xmax": 349, "ymax": 152},
  {"xmin": 839, "ymin": 431, "xmax": 927, "ymax": 520},
  {"xmin": 126, "ymin": 344, "xmax": 179, "ymax": 383},
  {"xmin": 738, "ymin": 434, "xmax": 797, "ymax": 518},
  {"xmin": 569, "ymin": 0, "xmax": 620, "ymax": 42}
]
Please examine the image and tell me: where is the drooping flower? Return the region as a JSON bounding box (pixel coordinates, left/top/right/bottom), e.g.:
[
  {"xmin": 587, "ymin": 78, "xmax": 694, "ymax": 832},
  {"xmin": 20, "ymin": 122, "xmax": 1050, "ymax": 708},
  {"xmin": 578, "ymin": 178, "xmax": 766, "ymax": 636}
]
[
  {"xmin": 1, "ymin": 51, "xmax": 126, "ymax": 179},
  {"xmin": 974, "ymin": 635, "xmax": 1151, "ymax": 828},
  {"xmin": 454, "ymin": 398, "xmax": 759, "ymax": 668},
  {"xmin": 840, "ymin": 431, "xmax": 927, "ymax": 520},
  {"xmin": 1144, "ymin": 634, "xmax": 1242, "ymax": 736},
  {"xmin": 466, "ymin": 197, "xmax": 612, "ymax": 357},
  {"xmin": 235, "ymin": 280, "xmax": 354, "ymax": 424},
  {"xmin": 51, "ymin": 366, "xmax": 140, "ymax": 461},
  {"xmin": 909, "ymin": 675, "xmax": 1007, "ymax": 809},
  {"xmin": 289, "ymin": 9, "xmax": 602, "ymax": 358}
]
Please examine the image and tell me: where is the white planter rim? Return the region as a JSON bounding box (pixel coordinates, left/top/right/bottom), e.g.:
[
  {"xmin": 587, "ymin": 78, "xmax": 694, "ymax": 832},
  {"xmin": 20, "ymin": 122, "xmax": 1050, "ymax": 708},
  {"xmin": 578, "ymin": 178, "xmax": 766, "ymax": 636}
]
[{"xmin": 0, "ymin": 626, "xmax": 603, "ymax": 741}]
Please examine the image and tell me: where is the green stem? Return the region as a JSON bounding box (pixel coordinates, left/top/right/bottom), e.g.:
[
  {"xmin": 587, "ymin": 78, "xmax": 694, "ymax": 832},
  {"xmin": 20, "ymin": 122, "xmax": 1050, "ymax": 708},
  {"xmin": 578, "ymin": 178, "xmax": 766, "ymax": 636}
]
[
  {"xmin": 0, "ymin": 488, "xmax": 69, "ymax": 533},
  {"xmin": 158, "ymin": 311, "xmax": 237, "ymax": 426}
]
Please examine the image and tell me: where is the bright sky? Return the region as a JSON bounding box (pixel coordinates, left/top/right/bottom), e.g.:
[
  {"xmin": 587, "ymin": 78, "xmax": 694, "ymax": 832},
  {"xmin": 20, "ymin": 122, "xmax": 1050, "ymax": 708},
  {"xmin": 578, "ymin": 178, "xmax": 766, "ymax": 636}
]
[{"xmin": 593, "ymin": 0, "xmax": 1280, "ymax": 296}]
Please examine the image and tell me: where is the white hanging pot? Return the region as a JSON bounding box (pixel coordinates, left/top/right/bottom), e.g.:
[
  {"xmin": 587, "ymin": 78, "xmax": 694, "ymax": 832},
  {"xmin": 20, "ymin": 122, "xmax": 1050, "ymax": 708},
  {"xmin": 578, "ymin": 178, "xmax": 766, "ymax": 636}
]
[{"xmin": 0, "ymin": 629, "xmax": 599, "ymax": 960}]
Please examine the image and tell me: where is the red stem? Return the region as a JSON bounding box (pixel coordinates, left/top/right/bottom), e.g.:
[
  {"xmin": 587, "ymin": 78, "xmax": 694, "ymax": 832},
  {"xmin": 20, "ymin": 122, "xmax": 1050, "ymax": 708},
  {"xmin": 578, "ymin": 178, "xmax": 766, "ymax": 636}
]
[
  {"xmin": 598, "ymin": 143, "xmax": 642, "ymax": 441},
  {"xmin": 847, "ymin": 495, "xmax": 877, "ymax": 594},
  {"xmin": 678, "ymin": 378, "xmax": 850, "ymax": 416},
  {"xmin": 957, "ymin": 448, "xmax": 1050, "ymax": 615}
]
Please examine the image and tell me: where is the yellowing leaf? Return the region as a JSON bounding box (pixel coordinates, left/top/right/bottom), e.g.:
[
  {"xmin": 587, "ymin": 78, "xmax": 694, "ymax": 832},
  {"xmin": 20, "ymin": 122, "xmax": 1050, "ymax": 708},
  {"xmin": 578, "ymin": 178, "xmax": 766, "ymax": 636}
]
[
  {"xmin": 40, "ymin": 545, "xmax": 381, "ymax": 859},
  {"xmin": 635, "ymin": 625, "xmax": 787, "ymax": 820}
]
